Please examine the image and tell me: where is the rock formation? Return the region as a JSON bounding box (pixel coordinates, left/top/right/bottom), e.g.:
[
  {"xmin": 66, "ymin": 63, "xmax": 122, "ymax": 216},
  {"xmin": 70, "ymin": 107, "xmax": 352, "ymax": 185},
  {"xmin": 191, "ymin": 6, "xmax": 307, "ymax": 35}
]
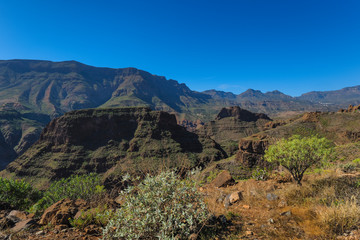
[
  {"xmin": 0, "ymin": 107, "xmax": 226, "ymax": 188},
  {"xmin": 196, "ymin": 106, "xmax": 271, "ymax": 155}
]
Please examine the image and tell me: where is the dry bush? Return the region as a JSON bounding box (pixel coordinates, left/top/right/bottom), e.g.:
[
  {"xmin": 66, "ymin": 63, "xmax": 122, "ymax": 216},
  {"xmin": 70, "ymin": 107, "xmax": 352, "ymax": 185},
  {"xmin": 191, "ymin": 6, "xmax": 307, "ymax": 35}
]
[{"xmin": 318, "ymin": 197, "xmax": 360, "ymax": 235}]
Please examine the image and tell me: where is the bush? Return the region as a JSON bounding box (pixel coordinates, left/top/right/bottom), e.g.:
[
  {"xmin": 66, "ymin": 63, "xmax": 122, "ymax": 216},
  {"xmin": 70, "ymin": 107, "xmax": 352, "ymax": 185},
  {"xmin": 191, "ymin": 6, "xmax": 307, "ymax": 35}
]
[
  {"xmin": 102, "ymin": 171, "xmax": 209, "ymax": 239},
  {"xmin": 251, "ymin": 167, "xmax": 269, "ymax": 181},
  {"xmin": 70, "ymin": 205, "xmax": 112, "ymax": 230},
  {"xmin": 265, "ymin": 135, "xmax": 333, "ymax": 185},
  {"xmin": 31, "ymin": 173, "xmax": 105, "ymax": 213},
  {"xmin": 318, "ymin": 197, "xmax": 360, "ymax": 235},
  {"xmin": 0, "ymin": 177, "xmax": 41, "ymax": 210}
]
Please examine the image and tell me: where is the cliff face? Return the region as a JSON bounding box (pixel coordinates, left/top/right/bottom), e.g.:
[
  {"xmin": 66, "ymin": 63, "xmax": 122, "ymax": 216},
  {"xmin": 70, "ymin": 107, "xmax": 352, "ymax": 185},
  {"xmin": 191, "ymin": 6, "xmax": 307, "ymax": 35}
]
[
  {"xmin": 0, "ymin": 107, "xmax": 226, "ymax": 188},
  {"xmin": 236, "ymin": 136, "xmax": 269, "ymax": 168},
  {"xmin": 196, "ymin": 106, "xmax": 271, "ymax": 155}
]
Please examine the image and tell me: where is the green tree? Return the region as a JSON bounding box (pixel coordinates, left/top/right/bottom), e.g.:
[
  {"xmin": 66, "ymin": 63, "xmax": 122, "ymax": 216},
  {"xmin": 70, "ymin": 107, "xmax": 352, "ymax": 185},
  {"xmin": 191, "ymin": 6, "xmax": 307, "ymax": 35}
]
[{"xmin": 264, "ymin": 135, "xmax": 333, "ymax": 185}]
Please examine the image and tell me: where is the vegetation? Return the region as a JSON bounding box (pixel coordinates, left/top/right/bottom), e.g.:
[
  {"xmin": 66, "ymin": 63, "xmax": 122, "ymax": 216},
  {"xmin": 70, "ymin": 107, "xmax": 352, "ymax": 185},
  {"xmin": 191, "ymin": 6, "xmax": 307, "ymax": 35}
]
[
  {"xmin": 102, "ymin": 171, "xmax": 209, "ymax": 239},
  {"xmin": 70, "ymin": 205, "xmax": 112, "ymax": 230},
  {"xmin": 0, "ymin": 177, "xmax": 41, "ymax": 210},
  {"xmin": 264, "ymin": 135, "xmax": 333, "ymax": 185},
  {"xmin": 31, "ymin": 173, "xmax": 105, "ymax": 213}
]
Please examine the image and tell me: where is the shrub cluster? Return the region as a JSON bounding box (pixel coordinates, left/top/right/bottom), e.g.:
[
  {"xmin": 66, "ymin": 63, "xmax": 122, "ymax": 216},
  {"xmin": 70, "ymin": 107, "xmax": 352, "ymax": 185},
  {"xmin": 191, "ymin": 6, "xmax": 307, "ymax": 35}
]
[
  {"xmin": 102, "ymin": 171, "xmax": 209, "ymax": 240},
  {"xmin": 0, "ymin": 177, "xmax": 41, "ymax": 210},
  {"xmin": 31, "ymin": 173, "xmax": 105, "ymax": 213}
]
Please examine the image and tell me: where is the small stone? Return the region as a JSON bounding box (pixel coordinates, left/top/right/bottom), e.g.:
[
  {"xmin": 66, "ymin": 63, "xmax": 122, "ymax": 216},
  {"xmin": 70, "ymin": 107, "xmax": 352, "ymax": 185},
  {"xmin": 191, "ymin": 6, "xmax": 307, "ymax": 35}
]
[
  {"xmin": 245, "ymin": 230, "xmax": 254, "ymax": 235},
  {"xmin": 280, "ymin": 211, "xmax": 292, "ymax": 216},
  {"xmin": 266, "ymin": 193, "xmax": 279, "ymax": 201},
  {"xmin": 229, "ymin": 191, "xmax": 243, "ymax": 204},
  {"xmin": 224, "ymin": 194, "xmax": 231, "ymax": 208},
  {"xmin": 35, "ymin": 230, "xmax": 45, "ymax": 235},
  {"xmin": 242, "ymin": 205, "xmax": 250, "ymax": 209},
  {"xmin": 278, "ymin": 200, "xmax": 287, "ymax": 208},
  {"xmin": 199, "ymin": 187, "xmax": 204, "ymax": 192},
  {"xmin": 268, "ymin": 218, "xmax": 274, "ymax": 224}
]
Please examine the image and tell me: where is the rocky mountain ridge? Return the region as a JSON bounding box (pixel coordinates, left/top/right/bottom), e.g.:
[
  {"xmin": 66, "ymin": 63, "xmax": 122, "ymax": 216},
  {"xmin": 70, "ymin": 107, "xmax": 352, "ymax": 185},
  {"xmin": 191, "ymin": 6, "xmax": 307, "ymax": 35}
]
[{"xmin": 0, "ymin": 107, "xmax": 226, "ymax": 188}]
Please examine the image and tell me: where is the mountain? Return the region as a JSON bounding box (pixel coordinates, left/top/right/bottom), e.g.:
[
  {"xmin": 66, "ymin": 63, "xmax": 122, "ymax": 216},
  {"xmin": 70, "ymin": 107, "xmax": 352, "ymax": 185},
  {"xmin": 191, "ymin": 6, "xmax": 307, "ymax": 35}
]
[
  {"xmin": 298, "ymin": 85, "xmax": 360, "ymax": 105},
  {"xmin": 0, "ymin": 59, "xmax": 347, "ymax": 122},
  {"xmin": 0, "ymin": 107, "xmax": 226, "ymax": 188},
  {"xmin": 1, "ymin": 59, "xmax": 360, "ymax": 168}
]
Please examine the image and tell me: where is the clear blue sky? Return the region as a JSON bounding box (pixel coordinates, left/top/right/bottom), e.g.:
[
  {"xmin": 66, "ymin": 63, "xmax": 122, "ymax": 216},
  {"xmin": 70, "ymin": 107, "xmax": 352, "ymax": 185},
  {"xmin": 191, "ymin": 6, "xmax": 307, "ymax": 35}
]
[{"xmin": 1, "ymin": 0, "xmax": 359, "ymax": 96}]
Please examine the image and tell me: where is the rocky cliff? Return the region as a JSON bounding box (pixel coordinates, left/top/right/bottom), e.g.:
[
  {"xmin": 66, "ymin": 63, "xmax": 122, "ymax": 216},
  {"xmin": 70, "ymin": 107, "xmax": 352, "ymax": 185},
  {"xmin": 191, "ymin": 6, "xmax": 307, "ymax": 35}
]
[
  {"xmin": 0, "ymin": 107, "xmax": 226, "ymax": 188},
  {"xmin": 196, "ymin": 106, "xmax": 271, "ymax": 155}
]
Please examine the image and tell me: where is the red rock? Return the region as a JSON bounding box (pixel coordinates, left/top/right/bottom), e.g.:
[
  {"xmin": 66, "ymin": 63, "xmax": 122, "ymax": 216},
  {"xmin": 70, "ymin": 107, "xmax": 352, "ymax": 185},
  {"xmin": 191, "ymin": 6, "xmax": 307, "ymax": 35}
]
[{"xmin": 211, "ymin": 170, "xmax": 235, "ymax": 188}]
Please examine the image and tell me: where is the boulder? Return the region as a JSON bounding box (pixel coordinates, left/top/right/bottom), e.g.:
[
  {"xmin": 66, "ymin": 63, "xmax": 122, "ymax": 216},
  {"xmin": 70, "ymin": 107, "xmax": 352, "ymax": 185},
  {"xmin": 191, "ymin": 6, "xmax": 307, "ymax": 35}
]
[
  {"xmin": 211, "ymin": 170, "xmax": 235, "ymax": 188},
  {"xmin": 39, "ymin": 198, "xmax": 88, "ymax": 226},
  {"xmin": 266, "ymin": 193, "xmax": 279, "ymax": 201},
  {"xmin": 10, "ymin": 219, "xmax": 37, "ymax": 233},
  {"xmin": 229, "ymin": 191, "xmax": 243, "ymax": 204}
]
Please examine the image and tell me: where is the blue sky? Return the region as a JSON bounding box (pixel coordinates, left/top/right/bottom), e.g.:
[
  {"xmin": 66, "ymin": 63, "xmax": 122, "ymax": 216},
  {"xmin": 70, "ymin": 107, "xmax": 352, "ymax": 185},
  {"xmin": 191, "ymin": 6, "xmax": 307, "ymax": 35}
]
[{"xmin": 0, "ymin": 0, "xmax": 359, "ymax": 96}]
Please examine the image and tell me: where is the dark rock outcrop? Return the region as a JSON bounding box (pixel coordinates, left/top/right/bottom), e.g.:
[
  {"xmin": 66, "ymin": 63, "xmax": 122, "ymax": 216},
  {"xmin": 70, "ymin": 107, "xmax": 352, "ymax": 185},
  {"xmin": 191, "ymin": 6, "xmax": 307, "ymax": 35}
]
[
  {"xmin": 215, "ymin": 106, "xmax": 271, "ymax": 122},
  {"xmin": 197, "ymin": 107, "xmax": 271, "ymax": 155},
  {"xmin": 236, "ymin": 136, "xmax": 269, "ymax": 168},
  {"xmin": 1, "ymin": 107, "xmax": 226, "ymax": 187}
]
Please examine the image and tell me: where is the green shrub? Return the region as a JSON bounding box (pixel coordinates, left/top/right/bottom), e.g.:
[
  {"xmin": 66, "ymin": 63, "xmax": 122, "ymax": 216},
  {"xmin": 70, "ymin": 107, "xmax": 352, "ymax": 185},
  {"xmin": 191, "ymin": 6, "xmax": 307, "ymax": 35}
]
[
  {"xmin": 341, "ymin": 163, "xmax": 356, "ymax": 172},
  {"xmin": 265, "ymin": 135, "xmax": 334, "ymax": 185},
  {"xmin": 70, "ymin": 205, "xmax": 112, "ymax": 230},
  {"xmin": 251, "ymin": 167, "xmax": 269, "ymax": 181},
  {"xmin": 31, "ymin": 173, "xmax": 105, "ymax": 213},
  {"xmin": 102, "ymin": 171, "xmax": 209, "ymax": 239},
  {"xmin": 0, "ymin": 177, "xmax": 41, "ymax": 210}
]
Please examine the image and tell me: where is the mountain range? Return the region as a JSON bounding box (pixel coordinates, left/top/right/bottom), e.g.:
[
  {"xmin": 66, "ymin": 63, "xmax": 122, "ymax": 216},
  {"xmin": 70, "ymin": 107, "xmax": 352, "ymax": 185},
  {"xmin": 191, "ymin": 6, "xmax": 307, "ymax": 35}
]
[
  {"xmin": 1, "ymin": 59, "xmax": 360, "ymax": 169},
  {"xmin": 2, "ymin": 59, "xmax": 359, "ymax": 121}
]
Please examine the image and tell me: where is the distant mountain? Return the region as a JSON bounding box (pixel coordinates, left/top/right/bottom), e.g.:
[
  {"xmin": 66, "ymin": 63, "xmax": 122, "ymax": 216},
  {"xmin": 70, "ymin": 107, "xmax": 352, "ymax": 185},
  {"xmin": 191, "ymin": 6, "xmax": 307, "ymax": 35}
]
[
  {"xmin": 0, "ymin": 59, "xmax": 347, "ymax": 122},
  {"xmin": 297, "ymin": 85, "xmax": 360, "ymax": 105},
  {"xmin": 0, "ymin": 59, "xmax": 360, "ymax": 169}
]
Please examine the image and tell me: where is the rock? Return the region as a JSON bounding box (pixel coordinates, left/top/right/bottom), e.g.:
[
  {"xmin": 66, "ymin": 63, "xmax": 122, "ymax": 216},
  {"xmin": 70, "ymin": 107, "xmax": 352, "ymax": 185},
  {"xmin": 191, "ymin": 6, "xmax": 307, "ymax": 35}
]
[
  {"xmin": 7, "ymin": 210, "xmax": 27, "ymax": 221},
  {"xmin": 266, "ymin": 193, "xmax": 279, "ymax": 201},
  {"xmin": 211, "ymin": 170, "xmax": 235, "ymax": 188},
  {"xmin": 242, "ymin": 205, "xmax": 250, "ymax": 209},
  {"xmin": 245, "ymin": 230, "xmax": 254, "ymax": 236},
  {"xmin": 39, "ymin": 198, "xmax": 88, "ymax": 226},
  {"xmin": 268, "ymin": 218, "xmax": 274, "ymax": 224},
  {"xmin": 278, "ymin": 200, "xmax": 287, "ymax": 208},
  {"xmin": 35, "ymin": 230, "xmax": 45, "ymax": 235},
  {"xmin": 224, "ymin": 194, "xmax": 231, "ymax": 208},
  {"xmin": 11, "ymin": 219, "xmax": 37, "ymax": 233},
  {"xmin": 236, "ymin": 137, "xmax": 269, "ymax": 168},
  {"xmin": 229, "ymin": 191, "xmax": 243, "ymax": 204},
  {"xmin": 280, "ymin": 211, "xmax": 292, "ymax": 217},
  {"xmin": 188, "ymin": 233, "xmax": 198, "ymax": 240}
]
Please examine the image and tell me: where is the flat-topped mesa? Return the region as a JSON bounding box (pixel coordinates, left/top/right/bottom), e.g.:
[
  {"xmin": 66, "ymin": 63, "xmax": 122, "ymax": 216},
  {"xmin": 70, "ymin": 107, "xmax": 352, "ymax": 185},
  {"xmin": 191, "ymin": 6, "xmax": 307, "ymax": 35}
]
[
  {"xmin": 1, "ymin": 107, "xmax": 226, "ymax": 188},
  {"xmin": 215, "ymin": 106, "xmax": 271, "ymax": 122}
]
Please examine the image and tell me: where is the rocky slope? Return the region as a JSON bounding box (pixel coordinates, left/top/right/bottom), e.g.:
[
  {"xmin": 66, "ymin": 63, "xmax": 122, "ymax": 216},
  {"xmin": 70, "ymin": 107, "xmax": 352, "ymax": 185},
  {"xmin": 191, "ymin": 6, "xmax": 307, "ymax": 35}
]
[
  {"xmin": 236, "ymin": 108, "xmax": 360, "ymax": 167},
  {"xmin": 0, "ymin": 107, "xmax": 226, "ymax": 188},
  {"xmin": 0, "ymin": 109, "xmax": 47, "ymax": 169},
  {"xmin": 196, "ymin": 106, "xmax": 271, "ymax": 155}
]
